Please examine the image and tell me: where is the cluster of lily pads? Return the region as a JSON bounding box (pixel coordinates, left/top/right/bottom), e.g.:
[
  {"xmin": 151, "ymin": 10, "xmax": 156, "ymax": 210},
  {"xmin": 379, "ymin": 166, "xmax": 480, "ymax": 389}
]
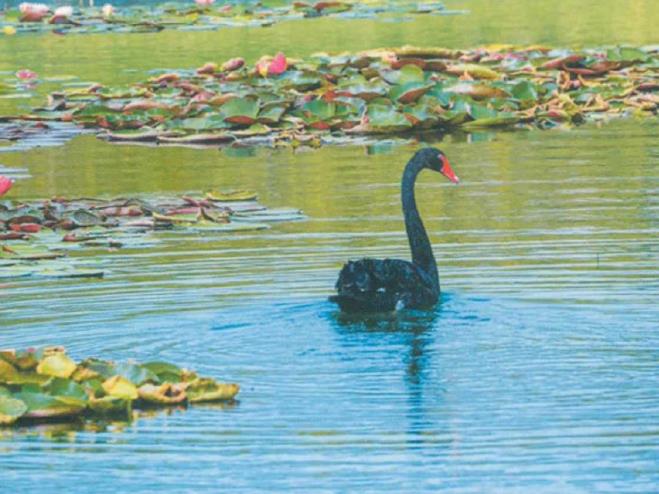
[
  {"xmin": 21, "ymin": 44, "xmax": 657, "ymax": 148},
  {"xmin": 0, "ymin": 0, "xmax": 461, "ymax": 36},
  {"xmin": 0, "ymin": 346, "xmax": 239, "ymax": 426},
  {"xmin": 0, "ymin": 190, "xmax": 305, "ymax": 279}
]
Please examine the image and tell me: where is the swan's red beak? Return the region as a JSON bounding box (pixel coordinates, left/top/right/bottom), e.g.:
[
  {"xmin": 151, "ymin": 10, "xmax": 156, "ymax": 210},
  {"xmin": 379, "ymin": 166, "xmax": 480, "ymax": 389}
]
[{"xmin": 439, "ymin": 156, "xmax": 459, "ymax": 184}]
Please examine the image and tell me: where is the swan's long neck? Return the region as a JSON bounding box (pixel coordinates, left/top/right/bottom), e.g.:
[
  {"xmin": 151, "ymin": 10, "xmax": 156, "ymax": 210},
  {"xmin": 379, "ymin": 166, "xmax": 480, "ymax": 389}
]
[{"xmin": 401, "ymin": 156, "xmax": 439, "ymax": 291}]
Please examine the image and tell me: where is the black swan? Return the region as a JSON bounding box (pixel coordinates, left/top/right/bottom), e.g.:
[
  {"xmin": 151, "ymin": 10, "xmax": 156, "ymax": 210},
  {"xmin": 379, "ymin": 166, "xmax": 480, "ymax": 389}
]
[{"xmin": 330, "ymin": 148, "xmax": 459, "ymax": 313}]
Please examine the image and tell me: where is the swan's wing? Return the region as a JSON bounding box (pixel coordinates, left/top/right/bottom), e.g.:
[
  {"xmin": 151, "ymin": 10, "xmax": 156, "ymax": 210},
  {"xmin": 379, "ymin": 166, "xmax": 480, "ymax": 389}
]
[{"xmin": 332, "ymin": 258, "xmax": 435, "ymax": 311}]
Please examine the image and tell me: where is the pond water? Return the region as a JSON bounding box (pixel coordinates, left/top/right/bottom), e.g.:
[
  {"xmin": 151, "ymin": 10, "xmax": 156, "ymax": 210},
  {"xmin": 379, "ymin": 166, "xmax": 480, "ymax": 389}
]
[{"xmin": 1, "ymin": 0, "xmax": 658, "ymax": 492}]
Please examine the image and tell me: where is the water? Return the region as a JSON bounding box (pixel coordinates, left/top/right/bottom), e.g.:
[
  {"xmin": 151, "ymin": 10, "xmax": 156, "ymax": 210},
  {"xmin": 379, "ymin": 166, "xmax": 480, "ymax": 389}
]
[{"xmin": 1, "ymin": 0, "xmax": 659, "ymax": 491}]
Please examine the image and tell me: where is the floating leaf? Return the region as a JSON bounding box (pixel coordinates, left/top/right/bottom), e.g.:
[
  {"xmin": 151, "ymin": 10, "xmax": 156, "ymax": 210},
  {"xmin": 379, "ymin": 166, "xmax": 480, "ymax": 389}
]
[
  {"xmin": 389, "ymin": 82, "xmax": 433, "ymax": 103},
  {"xmin": 219, "ymin": 97, "xmax": 260, "ymax": 125},
  {"xmin": 102, "ymin": 375, "xmax": 139, "ymax": 400},
  {"xmin": 88, "ymin": 395, "xmax": 132, "ymax": 417},
  {"xmin": 45, "ymin": 377, "xmax": 88, "ymax": 407},
  {"xmin": 158, "ymin": 133, "xmax": 234, "ymax": 145},
  {"xmin": 444, "ymin": 83, "xmax": 510, "ymax": 100},
  {"xmin": 142, "ymin": 361, "xmax": 183, "ymax": 383},
  {"xmin": 0, "ymin": 396, "xmax": 27, "ymax": 425},
  {"xmin": 365, "ymin": 104, "xmax": 413, "ymax": 132},
  {"xmin": 206, "ymin": 190, "xmax": 258, "ymax": 202},
  {"xmin": 138, "ymin": 383, "xmax": 187, "ymax": 405},
  {"xmin": 446, "ymin": 64, "xmax": 499, "ymax": 79},
  {"xmin": 0, "ymin": 347, "xmax": 242, "ymax": 428},
  {"xmin": 36, "ymin": 353, "xmax": 77, "ymax": 379},
  {"xmin": 606, "ymin": 47, "xmax": 649, "ymax": 63},
  {"xmin": 462, "ymin": 115, "xmax": 519, "ymax": 129},
  {"xmin": 511, "ymin": 80, "xmax": 538, "ymax": 102},
  {"xmin": 0, "ymin": 359, "xmax": 19, "ymax": 383},
  {"xmin": 15, "ymin": 390, "xmax": 86, "ymax": 419},
  {"xmin": 0, "ymin": 349, "xmax": 38, "ymax": 371},
  {"xmin": 115, "ymin": 362, "xmax": 160, "ymax": 386},
  {"xmin": 382, "ymin": 64, "xmax": 426, "ymax": 85},
  {"xmin": 186, "ymin": 378, "xmax": 240, "ymax": 403}
]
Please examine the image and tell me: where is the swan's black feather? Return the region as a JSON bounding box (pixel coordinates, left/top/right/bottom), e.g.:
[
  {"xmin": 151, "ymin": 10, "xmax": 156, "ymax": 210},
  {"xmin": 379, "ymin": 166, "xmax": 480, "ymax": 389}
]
[{"xmin": 330, "ymin": 258, "xmax": 438, "ymax": 313}]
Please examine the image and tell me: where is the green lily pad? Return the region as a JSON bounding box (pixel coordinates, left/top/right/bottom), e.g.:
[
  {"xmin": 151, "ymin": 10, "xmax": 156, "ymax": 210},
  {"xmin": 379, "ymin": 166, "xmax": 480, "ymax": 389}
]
[
  {"xmin": 0, "ymin": 396, "xmax": 27, "ymax": 425},
  {"xmin": 301, "ymin": 99, "xmax": 336, "ymax": 121},
  {"xmin": 142, "ymin": 361, "xmax": 183, "ymax": 383},
  {"xmin": 36, "ymin": 353, "xmax": 77, "ymax": 379},
  {"xmin": 0, "ymin": 359, "xmax": 19, "ymax": 384},
  {"xmin": 606, "ymin": 47, "xmax": 649, "ymax": 63},
  {"xmin": 115, "ymin": 362, "xmax": 160, "ymax": 386},
  {"xmin": 15, "ymin": 390, "xmax": 86, "ymax": 419},
  {"xmin": 88, "ymin": 396, "xmax": 132, "ymax": 418},
  {"xmin": 389, "ymin": 82, "xmax": 433, "ymax": 103},
  {"xmin": 382, "ymin": 64, "xmax": 426, "ymax": 85},
  {"xmin": 102, "ymin": 375, "xmax": 139, "ymax": 400},
  {"xmin": 276, "ymin": 71, "xmax": 322, "ymax": 91},
  {"xmin": 462, "ymin": 114, "xmax": 520, "ymax": 129},
  {"xmin": 186, "ymin": 378, "xmax": 240, "ymax": 403},
  {"xmin": 468, "ymin": 102, "xmax": 498, "ymax": 120},
  {"xmin": 366, "ymin": 104, "xmax": 413, "ymax": 132},
  {"xmin": 258, "ymin": 105, "xmax": 287, "ymax": 124},
  {"xmin": 45, "ymin": 377, "xmax": 88, "ymax": 407},
  {"xmin": 511, "ymin": 80, "xmax": 538, "ymax": 102},
  {"xmin": 219, "ymin": 97, "xmax": 260, "ymax": 125}
]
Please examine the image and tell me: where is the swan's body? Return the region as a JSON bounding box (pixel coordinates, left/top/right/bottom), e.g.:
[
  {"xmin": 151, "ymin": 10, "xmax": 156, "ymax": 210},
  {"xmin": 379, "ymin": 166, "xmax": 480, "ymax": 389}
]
[{"xmin": 330, "ymin": 148, "xmax": 459, "ymax": 313}]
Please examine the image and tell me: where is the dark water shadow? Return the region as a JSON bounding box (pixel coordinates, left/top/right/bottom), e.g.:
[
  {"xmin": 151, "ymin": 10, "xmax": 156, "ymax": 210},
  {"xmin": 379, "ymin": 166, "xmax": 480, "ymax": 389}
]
[{"xmin": 325, "ymin": 297, "xmax": 451, "ymax": 448}]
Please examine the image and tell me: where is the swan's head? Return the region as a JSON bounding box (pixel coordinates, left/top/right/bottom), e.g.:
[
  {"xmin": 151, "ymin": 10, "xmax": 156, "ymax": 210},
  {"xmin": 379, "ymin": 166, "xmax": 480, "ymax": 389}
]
[{"xmin": 417, "ymin": 147, "xmax": 459, "ymax": 184}]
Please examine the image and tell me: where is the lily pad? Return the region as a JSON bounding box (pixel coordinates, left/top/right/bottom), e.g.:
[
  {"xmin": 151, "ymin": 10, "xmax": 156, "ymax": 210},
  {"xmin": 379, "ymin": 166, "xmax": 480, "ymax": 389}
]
[
  {"xmin": 15, "ymin": 390, "xmax": 85, "ymax": 419},
  {"xmin": 142, "ymin": 361, "xmax": 183, "ymax": 383},
  {"xmin": 36, "ymin": 353, "xmax": 77, "ymax": 379},
  {"xmin": 206, "ymin": 190, "xmax": 258, "ymax": 202},
  {"xmin": 0, "ymin": 347, "xmax": 241, "ymax": 428},
  {"xmin": 0, "ymin": 396, "xmax": 28, "ymax": 425},
  {"xmin": 115, "ymin": 362, "xmax": 160, "ymax": 386},
  {"xmin": 219, "ymin": 97, "xmax": 260, "ymax": 125},
  {"xmin": 102, "ymin": 375, "xmax": 139, "ymax": 400},
  {"xmin": 138, "ymin": 383, "xmax": 187, "ymax": 405},
  {"xmin": 88, "ymin": 395, "xmax": 132, "ymax": 418},
  {"xmin": 186, "ymin": 378, "xmax": 240, "ymax": 403}
]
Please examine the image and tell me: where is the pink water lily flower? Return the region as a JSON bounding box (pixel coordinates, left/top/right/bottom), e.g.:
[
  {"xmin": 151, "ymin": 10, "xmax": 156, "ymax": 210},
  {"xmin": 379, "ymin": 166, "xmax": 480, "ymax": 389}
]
[
  {"xmin": 16, "ymin": 69, "xmax": 38, "ymax": 80},
  {"xmin": 19, "ymin": 2, "xmax": 50, "ymax": 22},
  {"xmin": 195, "ymin": 0, "xmax": 215, "ymax": 6},
  {"xmin": 269, "ymin": 52, "xmax": 288, "ymax": 75},
  {"xmin": 256, "ymin": 52, "xmax": 288, "ymax": 77},
  {"xmin": 0, "ymin": 175, "xmax": 14, "ymax": 197}
]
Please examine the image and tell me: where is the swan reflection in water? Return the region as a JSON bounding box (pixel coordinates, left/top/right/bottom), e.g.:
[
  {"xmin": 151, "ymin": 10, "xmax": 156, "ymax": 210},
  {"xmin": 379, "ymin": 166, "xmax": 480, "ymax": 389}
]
[{"xmin": 329, "ymin": 301, "xmax": 451, "ymax": 448}]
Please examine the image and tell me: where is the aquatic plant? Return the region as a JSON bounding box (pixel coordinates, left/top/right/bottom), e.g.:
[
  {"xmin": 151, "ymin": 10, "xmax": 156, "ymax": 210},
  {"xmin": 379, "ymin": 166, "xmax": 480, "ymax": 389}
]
[
  {"xmin": 12, "ymin": 45, "xmax": 656, "ymax": 149},
  {"xmin": 0, "ymin": 175, "xmax": 13, "ymax": 197},
  {"xmin": 0, "ymin": 346, "xmax": 239, "ymax": 426},
  {"xmin": 0, "ymin": 1, "xmax": 462, "ymax": 36},
  {"xmin": 0, "ymin": 191, "xmax": 306, "ymax": 279}
]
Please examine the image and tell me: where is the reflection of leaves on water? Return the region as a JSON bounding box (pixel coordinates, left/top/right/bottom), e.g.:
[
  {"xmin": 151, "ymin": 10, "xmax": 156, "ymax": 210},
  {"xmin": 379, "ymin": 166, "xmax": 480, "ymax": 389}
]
[
  {"xmin": 0, "ymin": 402, "xmax": 240, "ymax": 442},
  {"xmin": 0, "ymin": 121, "xmax": 84, "ymax": 154}
]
